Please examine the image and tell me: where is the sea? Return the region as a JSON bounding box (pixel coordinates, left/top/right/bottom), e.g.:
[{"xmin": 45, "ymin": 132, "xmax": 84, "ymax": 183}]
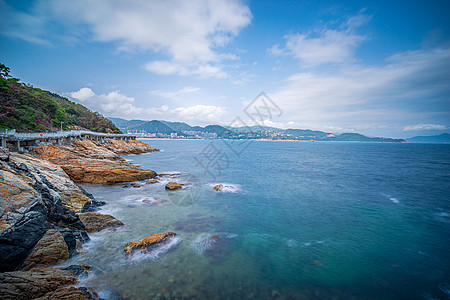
[{"xmin": 65, "ymin": 140, "xmax": 450, "ymax": 300}]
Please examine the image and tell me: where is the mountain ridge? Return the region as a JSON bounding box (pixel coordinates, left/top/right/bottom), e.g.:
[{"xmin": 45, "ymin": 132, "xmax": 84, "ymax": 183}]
[{"xmin": 108, "ymin": 117, "xmax": 407, "ymax": 142}]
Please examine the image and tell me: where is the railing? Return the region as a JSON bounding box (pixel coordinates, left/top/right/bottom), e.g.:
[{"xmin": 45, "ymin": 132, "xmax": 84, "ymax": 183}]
[{"xmin": 0, "ymin": 130, "xmax": 135, "ymax": 140}]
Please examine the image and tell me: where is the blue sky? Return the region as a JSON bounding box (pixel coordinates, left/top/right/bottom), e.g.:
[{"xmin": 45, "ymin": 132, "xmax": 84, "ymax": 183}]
[{"xmin": 1, "ymin": 0, "xmax": 449, "ymax": 138}]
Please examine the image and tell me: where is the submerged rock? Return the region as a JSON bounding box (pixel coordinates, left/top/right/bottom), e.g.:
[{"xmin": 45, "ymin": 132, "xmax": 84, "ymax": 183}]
[
  {"xmin": 124, "ymin": 232, "xmax": 176, "ymax": 255},
  {"xmin": 146, "ymin": 178, "xmax": 158, "ymax": 184},
  {"xmin": 60, "ymin": 264, "xmax": 92, "ymax": 279},
  {"xmin": 77, "ymin": 212, "xmax": 124, "ymax": 233},
  {"xmin": 173, "ymin": 216, "xmax": 222, "ymax": 232},
  {"xmin": 20, "ymin": 229, "xmax": 69, "ymax": 271},
  {"xmin": 165, "ymin": 182, "xmax": 184, "ymax": 190},
  {"xmin": 213, "ymin": 184, "xmax": 223, "ymax": 191}
]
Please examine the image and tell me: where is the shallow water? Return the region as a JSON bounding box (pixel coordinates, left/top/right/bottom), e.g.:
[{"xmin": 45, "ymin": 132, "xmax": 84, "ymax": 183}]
[{"xmin": 65, "ymin": 140, "xmax": 450, "ymax": 299}]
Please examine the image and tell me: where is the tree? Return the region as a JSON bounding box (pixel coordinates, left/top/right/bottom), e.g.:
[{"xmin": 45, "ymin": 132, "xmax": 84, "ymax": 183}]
[{"xmin": 0, "ymin": 63, "xmax": 11, "ymax": 78}]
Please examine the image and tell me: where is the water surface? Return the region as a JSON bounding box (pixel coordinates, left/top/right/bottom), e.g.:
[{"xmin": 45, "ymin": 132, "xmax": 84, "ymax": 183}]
[{"xmin": 68, "ymin": 140, "xmax": 450, "ymax": 299}]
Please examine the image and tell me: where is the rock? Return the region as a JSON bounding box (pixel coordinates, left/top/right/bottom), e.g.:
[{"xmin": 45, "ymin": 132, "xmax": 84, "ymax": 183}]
[
  {"xmin": 165, "ymin": 182, "xmax": 184, "ymax": 190},
  {"xmin": 20, "ymin": 229, "xmax": 69, "ymax": 271},
  {"xmin": 2, "ymin": 152, "xmax": 93, "ymax": 212},
  {"xmin": 32, "ymin": 139, "xmax": 158, "ymax": 184},
  {"xmin": 0, "ymin": 147, "xmax": 10, "ymax": 161},
  {"xmin": 213, "ymin": 184, "xmax": 223, "ymax": 191},
  {"xmin": 60, "ymin": 264, "xmax": 92, "ymax": 279},
  {"xmin": 0, "ymin": 268, "xmax": 78, "ymax": 299},
  {"xmin": 0, "ymin": 153, "xmax": 89, "ymax": 272},
  {"xmin": 77, "ymin": 212, "xmax": 124, "ymax": 233},
  {"xmin": 131, "ymin": 182, "xmax": 142, "ymax": 188},
  {"xmin": 34, "ymin": 286, "xmax": 95, "ymax": 300},
  {"xmin": 146, "ymin": 178, "xmax": 158, "ymax": 184},
  {"xmin": 102, "ymin": 138, "xmax": 159, "ymax": 155},
  {"xmin": 124, "ymin": 232, "xmax": 176, "ymax": 255}
]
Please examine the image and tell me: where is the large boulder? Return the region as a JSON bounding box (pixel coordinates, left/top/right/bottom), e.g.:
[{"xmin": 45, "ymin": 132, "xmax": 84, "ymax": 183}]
[
  {"xmin": 20, "ymin": 229, "xmax": 69, "ymax": 271},
  {"xmin": 0, "ymin": 153, "xmax": 89, "ymax": 272},
  {"xmin": 32, "ymin": 139, "xmax": 158, "ymax": 184},
  {"xmin": 77, "ymin": 212, "xmax": 124, "ymax": 232},
  {"xmin": 124, "ymin": 232, "xmax": 176, "ymax": 255},
  {"xmin": 0, "ymin": 268, "xmax": 78, "ymax": 299},
  {"xmin": 165, "ymin": 182, "xmax": 184, "ymax": 190}
]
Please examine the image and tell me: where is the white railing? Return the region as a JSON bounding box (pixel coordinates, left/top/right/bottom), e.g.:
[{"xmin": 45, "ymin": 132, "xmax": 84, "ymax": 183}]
[{"xmin": 0, "ymin": 130, "xmax": 135, "ymax": 140}]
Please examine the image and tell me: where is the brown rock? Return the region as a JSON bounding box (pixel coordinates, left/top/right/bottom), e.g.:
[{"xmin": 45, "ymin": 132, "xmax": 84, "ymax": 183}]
[
  {"xmin": 1, "ymin": 152, "xmax": 93, "ymax": 212},
  {"xmin": 33, "ymin": 144, "xmax": 157, "ymax": 184},
  {"xmin": 103, "ymin": 138, "xmax": 158, "ymax": 155},
  {"xmin": 0, "ymin": 268, "xmax": 78, "ymax": 300},
  {"xmin": 165, "ymin": 182, "xmax": 184, "ymax": 190},
  {"xmin": 20, "ymin": 229, "xmax": 69, "ymax": 271},
  {"xmin": 131, "ymin": 182, "xmax": 143, "ymax": 188},
  {"xmin": 35, "ymin": 286, "xmax": 93, "ymax": 300},
  {"xmin": 124, "ymin": 232, "xmax": 176, "ymax": 255},
  {"xmin": 77, "ymin": 212, "xmax": 124, "ymax": 233},
  {"xmin": 146, "ymin": 178, "xmax": 158, "ymax": 184},
  {"xmin": 213, "ymin": 184, "xmax": 223, "ymax": 191}
]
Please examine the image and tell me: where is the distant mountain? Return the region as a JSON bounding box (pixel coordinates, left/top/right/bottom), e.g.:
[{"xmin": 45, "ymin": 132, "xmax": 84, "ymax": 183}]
[
  {"xmin": 284, "ymin": 129, "xmax": 330, "ymax": 139},
  {"xmin": 108, "ymin": 117, "xmax": 147, "ymax": 132},
  {"xmin": 108, "ymin": 118, "xmax": 405, "ymax": 142},
  {"xmin": 406, "ymin": 133, "xmax": 450, "ymax": 144},
  {"xmin": 133, "ymin": 120, "xmax": 179, "ymax": 135},
  {"xmin": 0, "ymin": 63, "xmax": 121, "ymax": 133}
]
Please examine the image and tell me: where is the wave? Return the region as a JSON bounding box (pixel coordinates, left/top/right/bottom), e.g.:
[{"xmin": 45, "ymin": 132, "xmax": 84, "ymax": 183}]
[
  {"xmin": 209, "ymin": 183, "xmax": 243, "ymax": 193},
  {"xmin": 190, "ymin": 232, "xmax": 237, "ymax": 254},
  {"xmin": 286, "ymin": 239, "xmax": 298, "ymax": 248},
  {"xmin": 381, "ymin": 193, "xmax": 400, "ymax": 204}
]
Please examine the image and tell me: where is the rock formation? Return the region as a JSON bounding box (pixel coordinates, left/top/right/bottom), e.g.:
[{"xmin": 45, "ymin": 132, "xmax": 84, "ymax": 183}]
[
  {"xmin": 0, "ymin": 153, "xmax": 91, "ymax": 272},
  {"xmin": 20, "ymin": 229, "xmax": 69, "ymax": 271},
  {"xmin": 32, "ymin": 139, "xmax": 158, "ymax": 184},
  {"xmin": 124, "ymin": 232, "xmax": 176, "ymax": 255},
  {"xmin": 165, "ymin": 182, "xmax": 184, "ymax": 190},
  {"xmin": 0, "ymin": 268, "xmax": 96, "ymax": 300},
  {"xmin": 76, "ymin": 212, "xmax": 124, "ymax": 232}
]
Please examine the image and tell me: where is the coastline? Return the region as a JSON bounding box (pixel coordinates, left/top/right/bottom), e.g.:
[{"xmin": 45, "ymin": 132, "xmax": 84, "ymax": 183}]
[{"xmin": 0, "ymin": 138, "xmax": 161, "ymax": 299}]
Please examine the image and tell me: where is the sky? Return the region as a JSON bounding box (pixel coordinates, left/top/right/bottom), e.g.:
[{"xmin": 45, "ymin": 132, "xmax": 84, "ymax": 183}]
[{"xmin": 1, "ymin": 0, "xmax": 449, "ymax": 138}]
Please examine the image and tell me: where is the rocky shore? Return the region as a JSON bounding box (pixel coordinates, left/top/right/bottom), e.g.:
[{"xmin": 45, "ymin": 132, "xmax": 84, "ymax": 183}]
[{"xmin": 0, "ymin": 138, "xmax": 160, "ymax": 299}]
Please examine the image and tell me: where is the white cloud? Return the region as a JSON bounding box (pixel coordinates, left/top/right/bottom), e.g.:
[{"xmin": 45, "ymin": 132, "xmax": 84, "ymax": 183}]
[
  {"xmin": 3, "ymin": 0, "xmax": 251, "ymax": 78},
  {"xmin": 69, "ymin": 87, "xmax": 95, "ymax": 102},
  {"xmin": 273, "ymin": 13, "xmax": 370, "ymax": 67},
  {"xmin": 271, "ymin": 46, "xmax": 450, "ymax": 130},
  {"xmin": 149, "ymin": 86, "xmax": 201, "ymax": 100},
  {"xmin": 69, "ymin": 87, "xmax": 168, "ymax": 117},
  {"xmin": 403, "ymin": 124, "xmax": 447, "ymax": 131},
  {"xmin": 174, "ymin": 105, "xmax": 226, "ymax": 122}
]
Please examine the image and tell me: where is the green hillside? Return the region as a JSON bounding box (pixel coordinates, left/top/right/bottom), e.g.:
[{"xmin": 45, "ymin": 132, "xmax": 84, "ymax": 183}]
[{"xmin": 0, "ymin": 63, "xmax": 121, "ymax": 133}]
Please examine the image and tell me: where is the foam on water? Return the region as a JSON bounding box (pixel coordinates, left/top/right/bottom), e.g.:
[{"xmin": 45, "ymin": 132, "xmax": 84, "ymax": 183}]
[
  {"xmin": 381, "ymin": 193, "xmax": 400, "ymax": 204},
  {"xmin": 286, "ymin": 239, "xmax": 299, "ymax": 248},
  {"xmin": 190, "ymin": 232, "xmax": 237, "ymax": 254},
  {"xmin": 210, "ymin": 183, "xmax": 243, "ymax": 193}
]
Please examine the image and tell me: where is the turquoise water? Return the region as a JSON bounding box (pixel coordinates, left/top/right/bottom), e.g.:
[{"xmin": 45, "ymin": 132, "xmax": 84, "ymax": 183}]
[{"xmin": 69, "ymin": 140, "xmax": 450, "ymax": 299}]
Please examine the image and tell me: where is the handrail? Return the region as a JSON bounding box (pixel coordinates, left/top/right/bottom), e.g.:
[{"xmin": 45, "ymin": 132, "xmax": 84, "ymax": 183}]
[{"xmin": 0, "ymin": 130, "xmax": 135, "ymax": 140}]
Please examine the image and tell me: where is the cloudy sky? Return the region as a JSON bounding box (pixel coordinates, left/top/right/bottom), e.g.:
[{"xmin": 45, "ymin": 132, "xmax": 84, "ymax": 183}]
[{"xmin": 1, "ymin": 0, "xmax": 449, "ymax": 138}]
